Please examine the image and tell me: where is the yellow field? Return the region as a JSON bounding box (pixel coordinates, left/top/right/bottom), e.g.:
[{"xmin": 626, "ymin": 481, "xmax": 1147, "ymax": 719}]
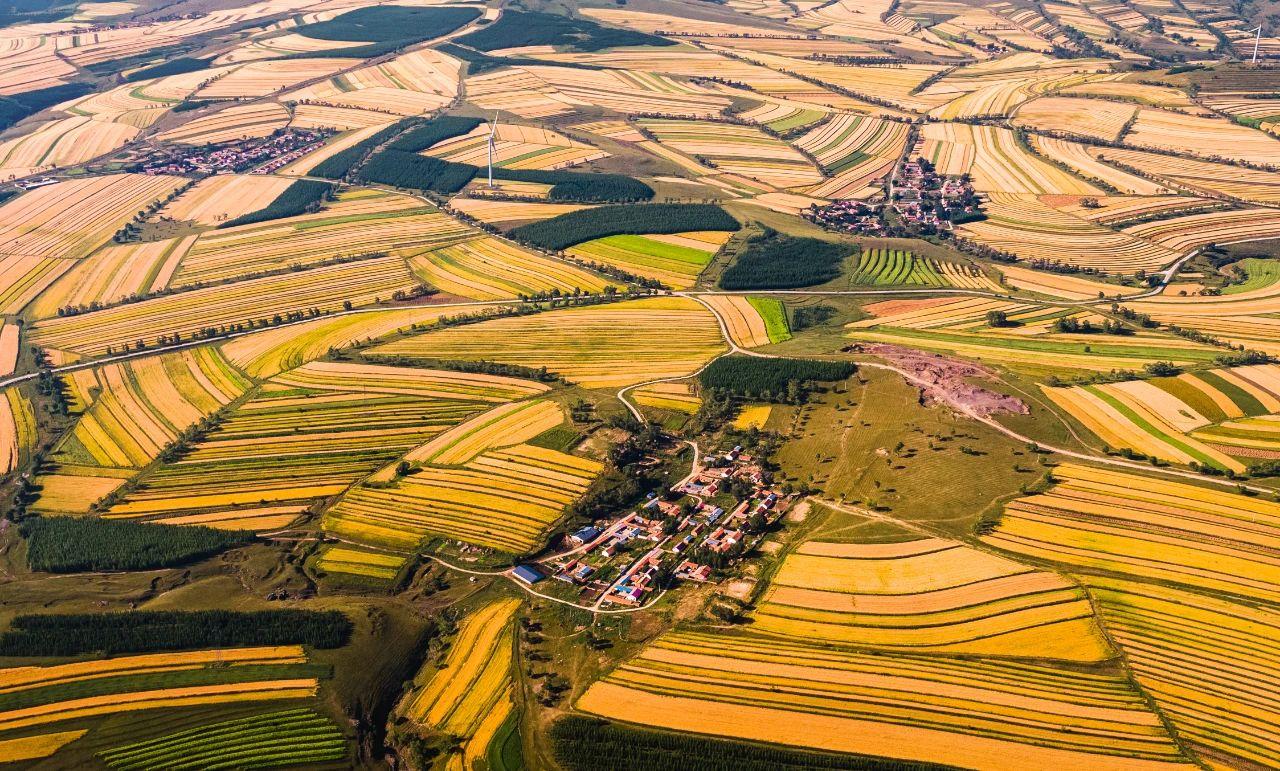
[
  {"xmin": 0, "ymin": 646, "xmax": 317, "ymax": 734},
  {"xmin": 426, "ymin": 123, "xmax": 607, "ymax": 170},
  {"xmin": 985, "ymin": 463, "xmax": 1280, "ymax": 603},
  {"xmin": 1086, "ymin": 146, "xmax": 1280, "ymax": 204},
  {"xmin": 1012, "ymin": 96, "xmax": 1136, "ymax": 141},
  {"xmin": 29, "ymin": 255, "xmax": 423, "ymax": 357},
  {"xmin": 368, "ymin": 297, "xmax": 726, "ymax": 389},
  {"xmin": 327, "ymin": 442, "xmax": 599, "ymax": 552},
  {"xmin": 173, "ymin": 190, "xmax": 474, "ymax": 286},
  {"xmin": 566, "ymin": 231, "xmax": 728, "ymax": 289},
  {"xmin": 733, "ymin": 404, "xmax": 771, "ymax": 429},
  {"xmin": 159, "ymin": 174, "xmax": 294, "ymax": 225},
  {"xmin": 409, "ymin": 236, "xmax": 617, "ymax": 300},
  {"xmin": 1088, "ymin": 577, "xmax": 1280, "ymax": 769},
  {"xmin": 756, "ymin": 538, "xmax": 1112, "ymax": 659},
  {"xmin": 27, "ymin": 236, "xmax": 197, "ymax": 320},
  {"xmin": 0, "ymin": 116, "xmax": 140, "ymax": 177},
  {"xmin": 0, "ymin": 387, "xmax": 34, "ymax": 474},
  {"xmin": 638, "ymin": 119, "xmax": 823, "ymax": 190},
  {"xmin": 315, "ymin": 545, "xmax": 407, "ymax": 580},
  {"xmin": 398, "ymin": 398, "xmax": 563, "ymax": 467},
  {"xmin": 219, "ymin": 306, "xmax": 464, "ymax": 379},
  {"xmin": 449, "ymin": 197, "xmax": 591, "ymax": 226},
  {"xmin": 957, "ymin": 193, "xmax": 1180, "ymax": 271},
  {"xmin": 633, "ymin": 382, "xmax": 701, "ymax": 414},
  {"xmin": 579, "ymin": 627, "xmax": 1191, "ymax": 770},
  {"xmin": 1031, "ymin": 136, "xmax": 1170, "ymax": 195},
  {"xmin": 156, "ymin": 102, "xmax": 291, "ymax": 145},
  {"xmin": 104, "ymin": 363, "xmax": 539, "ymax": 522},
  {"xmin": 920, "ymin": 123, "xmax": 1102, "ymax": 195},
  {"xmin": 195, "ymin": 58, "xmax": 356, "ymax": 99},
  {"xmin": 50, "ymin": 346, "xmax": 251, "ymax": 472},
  {"xmin": 0, "ymin": 731, "xmax": 88, "ymax": 763},
  {"xmin": 1125, "ymin": 107, "xmax": 1280, "ymax": 165},
  {"xmin": 404, "ymin": 599, "xmax": 518, "ymax": 765}
]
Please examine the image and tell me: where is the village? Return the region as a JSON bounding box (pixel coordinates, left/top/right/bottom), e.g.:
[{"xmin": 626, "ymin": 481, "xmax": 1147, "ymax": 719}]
[
  {"xmin": 803, "ymin": 155, "xmax": 983, "ymax": 236},
  {"xmin": 138, "ymin": 126, "xmax": 334, "ymax": 176},
  {"xmin": 511, "ymin": 442, "xmax": 794, "ymax": 609}
]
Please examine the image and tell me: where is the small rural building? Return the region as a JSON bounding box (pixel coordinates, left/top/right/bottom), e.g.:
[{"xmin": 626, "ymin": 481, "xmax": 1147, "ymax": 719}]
[{"xmin": 511, "ymin": 564, "xmax": 547, "ymax": 585}]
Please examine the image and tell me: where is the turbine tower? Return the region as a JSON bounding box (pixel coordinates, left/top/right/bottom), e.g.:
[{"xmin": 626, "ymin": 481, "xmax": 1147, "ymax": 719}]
[
  {"xmin": 1250, "ymin": 25, "xmax": 1263, "ymax": 64},
  {"xmin": 487, "ymin": 114, "xmax": 498, "ymax": 187}
]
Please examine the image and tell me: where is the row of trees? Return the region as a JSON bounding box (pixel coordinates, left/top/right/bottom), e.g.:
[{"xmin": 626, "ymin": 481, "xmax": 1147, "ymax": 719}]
[{"xmin": 20, "ymin": 517, "xmax": 254, "ymax": 573}]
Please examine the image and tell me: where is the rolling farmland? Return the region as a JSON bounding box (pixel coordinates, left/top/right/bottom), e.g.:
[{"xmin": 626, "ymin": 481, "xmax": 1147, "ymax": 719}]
[{"xmin": 2, "ymin": 0, "xmax": 1280, "ymax": 765}]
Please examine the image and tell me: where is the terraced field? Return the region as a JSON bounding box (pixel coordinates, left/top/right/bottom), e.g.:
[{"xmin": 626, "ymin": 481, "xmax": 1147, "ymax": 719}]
[
  {"xmin": 367, "ymin": 297, "xmax": 727, "ymax": 388},
  {"xmin": 1045, "ymin": 364, "xmax": 1280, "ymax": 469},
  {"xmin": 853, "ymin": 249, "xmax": 947, "ymax": 286},
  {"xmin": 566, "ymin": 232, "xmax": 730, "ymax": 289},
  {"xmin": 402, "ymin": 599, "xmax": 519, "ymax": 767},
  {"xmin": 0, "ymin": 647, "xmax": 322, "ymax": 735},
  {"xmin": 985, "ymin": 464, "xmax": 1280, "ymax": 603},
  {"xmin": 753, "ymin": 539, "xmax": 1112, "ymax": 659},
  {"xmin": 847, "ymin": 297, "xmax": 1221, "ymax": 374},
  {"xmin": 637, "ymin": 118, "xmax": 824, "ymax": 190}
]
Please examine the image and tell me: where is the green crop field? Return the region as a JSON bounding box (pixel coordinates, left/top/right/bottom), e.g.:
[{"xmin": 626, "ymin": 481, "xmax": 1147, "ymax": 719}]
[{"xmin": 852, "ymin": 249, "xmax": 947, "ymax": 286}]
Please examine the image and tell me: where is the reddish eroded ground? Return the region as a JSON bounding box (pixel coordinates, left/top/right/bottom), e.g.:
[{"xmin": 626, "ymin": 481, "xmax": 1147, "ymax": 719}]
[{"xmin": 854, "ymin": 343, "xmax": 1030, "ymax": 418}]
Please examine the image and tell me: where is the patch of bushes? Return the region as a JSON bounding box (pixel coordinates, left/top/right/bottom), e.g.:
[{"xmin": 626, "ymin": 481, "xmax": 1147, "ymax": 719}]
[
  {"xmin": 0, "ymin": 610, "xmax": 353, "ymax": 655},
  {"xmin": 358, "ymin": 149, "xmax": 476, "ymax": 193},
  {"xmin": 21, "ymin": 517, "xmax": 254, "ymax": 573},
  {"xmin": 221, "ymin": 179, "xmax": 333, "ymax": 228},
  {"xmin": 720, "ymin": 228, "xmax": 850, "ymax": 290},
  {"xmin": 456, "ymin": 10, "xmax": 673, "ymax": 52},
  {"xmin": 551, "ymin": 717, "xmax": 956, "ymax": 771},
  {"xmin": 124, "ymin": 57, "xmax": 212, "ymax": 82},
  {"xmin": 509, "ymin": 204, "xmax": 738, "ymax": 250},
  {"xmin": 699, "ymin": 355, "xmax": 855, "ymax": 402}
]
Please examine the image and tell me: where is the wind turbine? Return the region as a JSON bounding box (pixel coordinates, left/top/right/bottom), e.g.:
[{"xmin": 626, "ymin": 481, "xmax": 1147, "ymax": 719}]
[
  {"xmin": 1249, "ymin": 25, "xmax": 1263, "ymax": 64},
  {"xmin": 486, "ymin": 113, "xmax": 498, "ymax": 187}
]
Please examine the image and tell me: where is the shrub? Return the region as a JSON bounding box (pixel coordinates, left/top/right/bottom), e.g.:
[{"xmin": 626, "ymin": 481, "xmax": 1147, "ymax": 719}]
[
  {"xmin": 221, "ymin": 179, "xmax": 333, "ymax": 228},
  {"xmin": 720, "ymin": 229, "xmax": 850, "ymax": 290},
  {"xmin": 509, "ymin": 204, "xmax": 738, "ymax": 250},
  {"xmin": 0, "ymin": 610, "xmax": 353, "ymax": 655},
  {"xmin": 21, "ymin": 517, "xmax": 254, "ymax": 573}
]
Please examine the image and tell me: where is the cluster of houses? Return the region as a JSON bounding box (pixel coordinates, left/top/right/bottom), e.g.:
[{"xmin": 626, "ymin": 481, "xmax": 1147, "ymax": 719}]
[
  {"xmin": 140, "ymin": 128, "xmax": 332, "ymax": 176},
  {"xmin": 804, "ymin": 198, "xmax": 885, "ymax": 235},
  {"xmin": 515, "ymin": 445, "xmax": 792, "ymax": 607},
  {"xmin": 892, "ymin": 157, "xmax": 982, "ymax": 231}
]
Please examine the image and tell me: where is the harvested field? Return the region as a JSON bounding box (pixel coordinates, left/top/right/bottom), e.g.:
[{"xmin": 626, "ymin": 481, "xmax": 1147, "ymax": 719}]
[
  {"xmin": 408, "ymin": 236, "xmax": 617, "ymax": 301},
  {"xmin": 919, "ymin": 123, "xmax": 1102, "ymax": 195},
  {"xmin": 1012, "ymin": 96, "xmax": 1136, "ymax": 141},
  {"xmin": 566, "ymin": 231, "xmax": 729, "ymax": 289},
  {"xmin": 27, "ymin": 236, "xmax": 196, "ymax": 320},
  {"xmin": 0, "ymin": 116, "xmax": 140, "ymax": 178},
  {"xmin": 403, "ymin": 599, "xmax": 518, "ymax": 764},
  {"xmin": 158, "ymin": 174, "xmax": 294, "ymax": 226},
  {"xmin": 633, "ymin": 382, "xmax": 700, "ymax": 414},
  {"xmin": 156, "ymin": 102, "xmax": 291, "ymax": 145},
  {"xmin": 638, "ymin": 119, "xmax": 823, "ymax": 190},
  {"xmin": 579, "ymin": 627, "xmax": 1190, "ymax": 770},
  {"xmin": 367, "ymin": 297, "xmax": 726, "ymax": 389},
  {"xmin": 699, "ymin": 295, "xmax": 790, "ymax": 348},
  {"xmin": 755, "ymin": 538, "xmax": 1110, "ymax": 659},
  {"xmin": 29, "ymin": 255, "xmax": 424, "ymax": 357},
  {"xmin": 985, "ymin": 463, "xmax": 1280, "ymax": 603},
  {"xmin": 196, "ymin": 59, "xmax": 357, "ymax": 99},
  {"xmin": 425, "ymin": 123, "xmax": 606, "ymax": 170},
  {"xmin": 1125, "ymin": 108, "xmax": 1280, "ymax": 165}
]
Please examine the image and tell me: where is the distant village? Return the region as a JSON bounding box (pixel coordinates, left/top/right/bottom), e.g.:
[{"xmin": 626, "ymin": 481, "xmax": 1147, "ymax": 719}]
[
  {"xmin": 512, "ymin": 443, "xmax": 794, "ymax": 608},
  {"xmin": 804, "ymin": 156, "xmax": 983, "ymax": 236},
  {"xmin": 139, "ymin": 127, "xmax": 333, "ymax": 176}
]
